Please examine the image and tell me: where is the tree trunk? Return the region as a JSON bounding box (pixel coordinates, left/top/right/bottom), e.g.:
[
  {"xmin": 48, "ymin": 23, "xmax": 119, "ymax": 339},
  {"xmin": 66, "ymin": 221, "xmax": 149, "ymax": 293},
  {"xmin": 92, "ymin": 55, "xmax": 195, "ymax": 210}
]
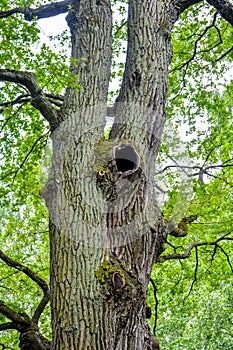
[{"xmin": 43, "ymin": 0, "xmax": 176, "ymax": 349}]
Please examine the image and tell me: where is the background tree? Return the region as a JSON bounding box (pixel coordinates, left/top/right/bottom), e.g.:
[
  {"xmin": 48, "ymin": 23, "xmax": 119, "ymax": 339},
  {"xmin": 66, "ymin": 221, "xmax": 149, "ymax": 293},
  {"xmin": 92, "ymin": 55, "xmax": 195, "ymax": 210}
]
[{"xmin": 0, "ymin": 0, "xmax": 232, "ymax": 349}]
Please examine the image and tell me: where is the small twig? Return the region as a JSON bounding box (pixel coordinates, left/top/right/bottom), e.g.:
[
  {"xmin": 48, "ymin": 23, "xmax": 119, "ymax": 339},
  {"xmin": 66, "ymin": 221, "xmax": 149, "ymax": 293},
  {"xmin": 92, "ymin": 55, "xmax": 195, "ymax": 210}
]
[
  {"xmin": 184, "ymin": 246, "xmax": 199, "ymax": 300},
  {"xmin": 0, "ymin": 104, "xmax": 25, "ymax": 132},
  {"xmin": 216, "ymin": 46, "xmax": 233, "ymax": 61},
  {"xmin": 170, "ymin": 12, "xmax": 219, "ymax": 73},
  {"xmin": 155, "ymin": 161, "xmax": 233, "ymax": 181},
  {"xmin": 114, "ymin": 20, "xmax": 127, "ymax": 37},
  {"xmin": 0, "ymin": 93, "xmax": 30, "ymax": 111},
  {"xmin": 165, "ymin": 241, "xmax": 183, "ymax": 253},
  {"xmin": 1, "ymin": 132, "xmax": 49, "ymax": 181},
  {"xmin": 0, "ymin": 93, "xmax": 64, "ymax": 113},
  {"xmin": 217, "ymin": 245, "xmax": 233, "ymax": 273}
]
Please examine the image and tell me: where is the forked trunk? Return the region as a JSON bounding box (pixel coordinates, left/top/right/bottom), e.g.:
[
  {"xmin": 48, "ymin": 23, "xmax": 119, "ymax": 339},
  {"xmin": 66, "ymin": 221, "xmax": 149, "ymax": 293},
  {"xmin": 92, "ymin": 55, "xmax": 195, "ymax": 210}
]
[{"xmin": 43, "ymin": 0, "xmax": 175, "ymax": 348}]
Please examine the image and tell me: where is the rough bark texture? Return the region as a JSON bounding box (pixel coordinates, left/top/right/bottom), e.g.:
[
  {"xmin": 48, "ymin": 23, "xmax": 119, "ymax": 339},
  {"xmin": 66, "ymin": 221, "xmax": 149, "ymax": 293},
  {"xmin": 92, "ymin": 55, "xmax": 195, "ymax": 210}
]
[{"xmin": 43, "ymin": 1, "xmax": 176, "ymax": 349}]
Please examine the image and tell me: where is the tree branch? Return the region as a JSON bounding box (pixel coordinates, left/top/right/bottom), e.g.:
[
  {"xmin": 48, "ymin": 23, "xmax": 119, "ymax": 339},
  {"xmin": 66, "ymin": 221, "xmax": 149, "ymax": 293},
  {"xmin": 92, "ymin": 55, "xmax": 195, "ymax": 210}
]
[
  {"xmin": 174, "ymin": 0, "xmax": 233, "ymax": 27},
  {"xmin": 0, "ymin": 94, "xmax": 30, "ymax": 112},
  {"xmin": 159, "ymin": 233, "xmax": 233, "ymax": 261},
  {"xmin": 32, "ymin": 291, "xmax": 50, "ymax": 325},
  {"xmin": 0, "ymin": 93, "xmax": 64, "ymax": 113},
  {"xmin": 206, "ymin": 0, "xmax": 233, "ymax": 26},
  {"xmin": 0, "ymin": 250, "xmax": 50, "ymax": 325},
  {"xmin": 0, "ymin": 302, "xmax": 29, "ymax": 329},
  {"xmin": 0, "ymin": 0, "xmax": 70, "ymax": 21},
  {"xmin": 1, "ymin": 104, "xmax": 25, "ymax": 132},
  {"xmin": 0, "ymin": 69, "xmax": 63, "ymax": 130},
  {"xmin": 174, "ymin": 0, "xmax": 203, "ymax": 15},
  {"xmin": 155, "ymin": 161, "xmax": 233, "ymax": 183},
  {"xmin": 170, "ymin": 12, "xmax": 219, "ymax": 73},
  {"xmin": 216, "ymin": 45, "xmax": 233, "ymax": 61},
  {"xmin": 0, "ymin": 322, "xmax": 18, "ymax": 331},
  {"xmin": 217, "ymin": 245, "xmax": 233, "ymax": 273},
  {"xmin": 0, "ymin": 251, "xmax": 48, "ymax": 292},
  {"xmin": 0, "ymin": 301, "xmax": 51, "ymax": 349}
]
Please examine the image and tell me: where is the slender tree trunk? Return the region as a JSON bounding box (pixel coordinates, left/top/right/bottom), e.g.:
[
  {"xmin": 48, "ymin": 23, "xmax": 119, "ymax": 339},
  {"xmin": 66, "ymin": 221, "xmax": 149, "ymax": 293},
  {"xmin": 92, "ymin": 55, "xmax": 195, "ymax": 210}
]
[{"xmin": 43, "ymin": 0, "xmax": 176, "ymax": 349}]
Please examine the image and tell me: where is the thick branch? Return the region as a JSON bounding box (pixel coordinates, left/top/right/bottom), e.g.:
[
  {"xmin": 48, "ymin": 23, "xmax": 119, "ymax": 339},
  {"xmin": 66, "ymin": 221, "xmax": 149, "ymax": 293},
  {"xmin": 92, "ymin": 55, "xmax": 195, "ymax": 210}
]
[
  {"xmin": 111, "ymin": 0, "xmax": 173, "ymax": 148},
  {"xmin": 175, "ymin": 0, "xmax": 202, "ymax": 14},
  {"xmin": 0, "ymin": 0, "xmax": 70, "ymax": 21},
  {"xmin": 206, "ymin": 0, "xmax": 233, "ymax": 26},
  {"xmin": 0, "ymin": 301, "xmax": 50, "ymax": 350},
  {"xmin": 0, "ymin": 322, "xmax": 18, "ymax": 331},
  {"xmin": 0, "ymin": 93, "xmax": 64, "ymax": 114},
  {"xmin": 0, "ymin": 69, "xmax": 63, "ymax": 130},
  {"xmin": 0, "ymin": 301, "xmax": 30, "ymax": 329},
  {"xmin": 174, "ymin": 0, "xmax": 233, "ymax": 27}
]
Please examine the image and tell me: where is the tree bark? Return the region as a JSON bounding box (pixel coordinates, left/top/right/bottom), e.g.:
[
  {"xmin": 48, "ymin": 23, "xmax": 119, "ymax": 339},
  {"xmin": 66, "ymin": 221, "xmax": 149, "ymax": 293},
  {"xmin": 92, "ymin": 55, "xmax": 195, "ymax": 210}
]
[{"xmin": 43, "ymin": 0, "xmax": 176, "ymax": 349}]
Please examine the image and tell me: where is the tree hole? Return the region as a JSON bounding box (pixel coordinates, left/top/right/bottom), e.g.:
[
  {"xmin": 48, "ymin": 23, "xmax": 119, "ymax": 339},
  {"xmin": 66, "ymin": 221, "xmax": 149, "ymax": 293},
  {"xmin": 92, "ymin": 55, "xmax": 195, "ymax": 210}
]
[{"xmin": 114, "ymin": 144, "xmax": 140, "ymax": 173}]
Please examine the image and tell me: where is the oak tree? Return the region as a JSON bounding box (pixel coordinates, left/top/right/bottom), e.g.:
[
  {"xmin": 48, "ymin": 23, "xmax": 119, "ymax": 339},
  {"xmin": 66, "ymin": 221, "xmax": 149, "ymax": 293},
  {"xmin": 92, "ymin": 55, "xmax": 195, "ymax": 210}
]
[{"xmin": 0, "ymin": 0, "xmax": 233, "ymax": 349}]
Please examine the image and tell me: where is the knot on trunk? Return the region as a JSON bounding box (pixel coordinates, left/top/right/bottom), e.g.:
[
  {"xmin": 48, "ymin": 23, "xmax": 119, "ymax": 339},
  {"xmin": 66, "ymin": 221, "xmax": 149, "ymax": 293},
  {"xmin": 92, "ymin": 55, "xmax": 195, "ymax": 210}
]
[{"xmin": 111, "ymin": 271, "xmax": 126, "ymax": 292}]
